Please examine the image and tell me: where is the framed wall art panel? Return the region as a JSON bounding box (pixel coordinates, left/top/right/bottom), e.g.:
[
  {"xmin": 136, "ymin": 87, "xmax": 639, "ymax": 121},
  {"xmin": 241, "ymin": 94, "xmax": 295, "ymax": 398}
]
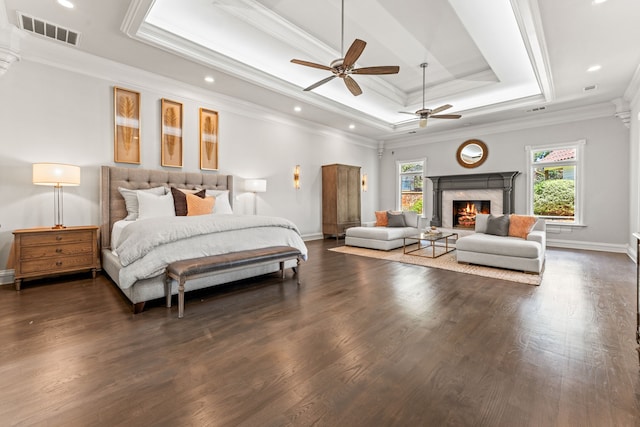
[
  {"xmin": 200, "ymin": 108, "xmax": 219, "ymax": 170},
  {"xmin": 113, "ymin": 87, "xmax": 141, "ymax": 164},
  {"xmin": 161, "ymin": 98, "xmax": 183, "ymax": 168}
]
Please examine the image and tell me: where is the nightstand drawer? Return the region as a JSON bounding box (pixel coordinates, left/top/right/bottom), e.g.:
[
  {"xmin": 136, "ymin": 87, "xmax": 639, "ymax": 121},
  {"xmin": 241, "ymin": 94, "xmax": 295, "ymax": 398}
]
[
  {"xmin": 20, "ymin": 242, "xmax": 94, "ymax": 260},
  {"xmin": 19, "ymin": 255, "xmax": 96, "ymax": 275},
  {"xmin": 19, "ymin": 230, "xmax": 94, "ymax": 246}
]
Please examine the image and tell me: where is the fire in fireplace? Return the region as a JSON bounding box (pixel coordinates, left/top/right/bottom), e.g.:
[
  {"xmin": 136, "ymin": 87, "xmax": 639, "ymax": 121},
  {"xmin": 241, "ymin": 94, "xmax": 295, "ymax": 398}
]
[{"xmin": 453, "ymin": 200, "xmax": 490, "ymax": 228}]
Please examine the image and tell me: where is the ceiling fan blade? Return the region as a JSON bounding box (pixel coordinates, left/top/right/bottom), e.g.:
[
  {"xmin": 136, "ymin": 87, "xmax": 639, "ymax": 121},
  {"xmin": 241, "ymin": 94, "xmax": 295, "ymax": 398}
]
[
  {"xmin": 343, "ymin": 39, "xmax": 366, "ymax": 68},
  {"xmin": 430, "ymin": 104, "xmax": 453, "ymax": 115},
  {"xmin": 352, "ymin": 66, "xmax": 400, "ymax": 75},
  {"xmin": 343, "ymin": 75, "xmax": 363, "ymax": 96},
  {"xmin": 398, "ymin": 111, "xmax": 419, "ymax": 116},
  {"xmin": 431, "ymin": 114, "xmax": 462, "ymax": 119},
  {"xmin": 291, "ymin": 59, "xmax": 333, "ymax": 71},
  {"xmin": 303, "ymin": 75, "xmax": 337, "ymax": 91}
]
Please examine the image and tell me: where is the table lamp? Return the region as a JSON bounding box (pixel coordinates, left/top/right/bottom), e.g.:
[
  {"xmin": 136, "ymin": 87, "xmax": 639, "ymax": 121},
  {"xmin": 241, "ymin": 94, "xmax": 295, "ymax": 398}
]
[
  {"xmin": 245, "ymin": 179, "xmax": 267, "ymax": 215},
  {"xmin": 32, "ymin": 163, "xmax": 81, "ymax": 228}
]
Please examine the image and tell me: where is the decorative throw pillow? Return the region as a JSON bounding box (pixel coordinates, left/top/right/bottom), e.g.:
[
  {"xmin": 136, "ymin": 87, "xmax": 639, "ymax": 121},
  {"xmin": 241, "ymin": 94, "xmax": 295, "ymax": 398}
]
[
  {"xmin": 402, "ymin": 210, "xmax": 418, "ymax": 228},
  {"xmin": 186, "ymin": 194, "xmax": 215, "ymax": 216},
  {"xmin": 204, "ymin": 189, "xmax": 233, "ymax": 214},
  {"xmin": 508, "ymin": 214, "xmax": 538, "ymax": 239},
  {"xmin": 170, "ymin": 187, "xmax": 206, "ymax": 216},
  {"xmin": 475, "ymin": 214, "xmax": 490, "ymax": 233},
  {"xmin": 485, "ymin": 214, "xmax": 510, "ymax": 236},
  {"xmin": 375, "ymin": 211, "xmax": 388, "ymax": 227},
  {"xmin": 118, "ymin": 186, "xmax": 166, "ymax": 220},
  {"xmin": 137, "ymin": 191, "xmax": 176, "ymax": 220},
  {"xmin": 387, "ymin": 211, "xmax": 406, "ymax": 227}
]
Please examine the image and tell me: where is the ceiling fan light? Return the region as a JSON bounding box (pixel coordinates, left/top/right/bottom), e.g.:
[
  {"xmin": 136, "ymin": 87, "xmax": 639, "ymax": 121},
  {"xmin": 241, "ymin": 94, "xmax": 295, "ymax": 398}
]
[{"xmin": 419, "ymin": 118, "xmax": 427, "ymax": 128}]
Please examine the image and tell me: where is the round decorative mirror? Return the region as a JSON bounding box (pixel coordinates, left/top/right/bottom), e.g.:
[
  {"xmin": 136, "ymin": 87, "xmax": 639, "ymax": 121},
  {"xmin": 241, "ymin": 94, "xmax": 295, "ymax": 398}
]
[{"xmin": 456, "ymin": 139, "xmax": 488, "ymax": 168}]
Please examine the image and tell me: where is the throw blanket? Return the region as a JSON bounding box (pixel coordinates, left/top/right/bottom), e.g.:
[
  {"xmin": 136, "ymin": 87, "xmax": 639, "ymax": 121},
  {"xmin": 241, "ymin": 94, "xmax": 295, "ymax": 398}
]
[{"xmin": 114, "ymin": 215, "xmax": 308, "ymax": 289}]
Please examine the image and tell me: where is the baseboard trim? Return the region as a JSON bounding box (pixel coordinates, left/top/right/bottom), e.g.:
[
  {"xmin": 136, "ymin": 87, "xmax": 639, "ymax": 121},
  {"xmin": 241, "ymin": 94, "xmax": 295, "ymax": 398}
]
[
  {"xmin": 547, "ymin": 238, "xmax": 628, "ymax": 254},
  {"xmin": 302, "ymin": 233, "xmax": 324, "ymax": 241},
  {"xmin": 0, "ymin": 269, "xmax": 15, "ymax": 286}
]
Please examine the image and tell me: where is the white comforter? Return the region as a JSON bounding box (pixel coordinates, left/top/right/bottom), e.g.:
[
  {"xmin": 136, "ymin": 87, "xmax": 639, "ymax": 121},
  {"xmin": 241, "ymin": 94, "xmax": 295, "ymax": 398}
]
[{"xmin": 114, "ymin": 214, "xmax": 308, "ymax": 289}]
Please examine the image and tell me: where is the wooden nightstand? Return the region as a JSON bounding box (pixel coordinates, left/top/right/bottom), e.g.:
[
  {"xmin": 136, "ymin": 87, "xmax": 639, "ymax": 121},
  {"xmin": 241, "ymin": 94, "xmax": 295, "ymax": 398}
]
[{"xmin": 12, "ymin": 226, "xmax": 101, "ymax": 290}]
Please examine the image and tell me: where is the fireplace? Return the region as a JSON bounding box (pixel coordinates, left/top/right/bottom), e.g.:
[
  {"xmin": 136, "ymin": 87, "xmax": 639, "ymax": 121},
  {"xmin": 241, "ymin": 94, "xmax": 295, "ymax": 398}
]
[
  {"xmin": 453, "ymin": 200, "xmax": 490, "ymax": 229},
  {"xmin": 427, "ymin": 171, "xmax": 520, "ymax": 227}
]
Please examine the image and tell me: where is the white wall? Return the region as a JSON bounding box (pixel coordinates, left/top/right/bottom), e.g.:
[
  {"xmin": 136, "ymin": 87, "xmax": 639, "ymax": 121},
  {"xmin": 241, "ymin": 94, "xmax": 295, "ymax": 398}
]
[
  {"xmin": 379, "ymin": 115, "xmax": 630, "ymax": 252},
  {"xmin": 0, "ymin": 53, "xmax": 379, "ymax": 274},
  {"xmin": 627, "ymin": 76, "xmax": 640, "ymax": 260}
]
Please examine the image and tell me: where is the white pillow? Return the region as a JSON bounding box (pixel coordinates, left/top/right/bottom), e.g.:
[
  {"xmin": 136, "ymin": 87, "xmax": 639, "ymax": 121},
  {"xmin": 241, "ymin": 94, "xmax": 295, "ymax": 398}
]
[
  {"xmin": 475, "ymin": 214, "xmax": 490, "ymax": 233},
  {"xmin": 118, "ymin": 186, "xmax": 166, "ymax": 220},
  {"xmin": 402, "ymin": 210, "xmax": 418, "ymax": 228},
  {"xmin": 137, "ymin": 191, "xmax": 176, "ymax": 220},
  {"xmin": 205, "ymin": 189, "xmax": 233, "ymax": 214}
]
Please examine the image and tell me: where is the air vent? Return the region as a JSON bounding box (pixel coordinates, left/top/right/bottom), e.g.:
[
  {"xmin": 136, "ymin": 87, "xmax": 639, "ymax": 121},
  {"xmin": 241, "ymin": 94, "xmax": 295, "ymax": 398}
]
[
  {"xmin": 526, "ymin": 106, "xmax": 546, "ymax": 113},
  {"xmin": 17, "ymin": 12, "xmax": 80, "ymax": 46}
]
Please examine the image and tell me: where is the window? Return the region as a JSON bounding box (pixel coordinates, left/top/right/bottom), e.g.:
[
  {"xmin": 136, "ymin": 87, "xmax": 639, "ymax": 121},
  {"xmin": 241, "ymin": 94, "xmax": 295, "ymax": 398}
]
[
  {"xmin": 526, "ymin": 140, "xmax": 585, "ymax": 224},
  {"xmin": 397, "ymin": 159, "xmax": 424, "ymax": 214}
]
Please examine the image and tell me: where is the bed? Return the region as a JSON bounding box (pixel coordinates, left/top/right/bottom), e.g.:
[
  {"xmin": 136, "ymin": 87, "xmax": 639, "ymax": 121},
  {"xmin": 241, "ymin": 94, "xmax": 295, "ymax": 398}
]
[{"xmin": 100, "ymin": 166, "xmax": 308, "ymax": 313}]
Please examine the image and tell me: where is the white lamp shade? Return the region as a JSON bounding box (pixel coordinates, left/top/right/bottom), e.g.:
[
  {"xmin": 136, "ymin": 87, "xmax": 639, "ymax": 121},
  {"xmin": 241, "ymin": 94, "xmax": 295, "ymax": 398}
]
[
  {"xmin": 245, "ymin": 179, "xmax": 267, "ymax": 193},
  {"xmin": 33, "ymin": 163, "xmax": 80, "ymax": 186}
]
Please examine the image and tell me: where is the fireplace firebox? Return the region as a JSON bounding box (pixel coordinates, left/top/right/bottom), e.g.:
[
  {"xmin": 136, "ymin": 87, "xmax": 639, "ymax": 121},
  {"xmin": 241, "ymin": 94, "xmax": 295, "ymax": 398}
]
[{"xmin": 453, "ymin": 200, "xmax": 490, "ymax": 229}]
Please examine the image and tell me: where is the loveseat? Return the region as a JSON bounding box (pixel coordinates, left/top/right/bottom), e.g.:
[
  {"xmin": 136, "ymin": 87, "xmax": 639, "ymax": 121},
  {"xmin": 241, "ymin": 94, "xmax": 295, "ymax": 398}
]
[
  {"xmin": 456, "ymin": 214, "xmax": 546, "ymax": 274},
  {"xmin": 345, "ymin": 210, "xmax": 427, "ymax": 251}
]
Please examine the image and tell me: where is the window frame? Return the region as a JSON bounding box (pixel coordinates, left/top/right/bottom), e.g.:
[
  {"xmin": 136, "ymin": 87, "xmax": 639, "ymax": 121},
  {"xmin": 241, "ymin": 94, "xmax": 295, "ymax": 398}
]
[
  {"xmin": 525, "ymin": 140, "xmax": 585, "ymax": 225},
  {"xmin": 396, "ymin": 158, "xmax": 426, "ymax": 214}
]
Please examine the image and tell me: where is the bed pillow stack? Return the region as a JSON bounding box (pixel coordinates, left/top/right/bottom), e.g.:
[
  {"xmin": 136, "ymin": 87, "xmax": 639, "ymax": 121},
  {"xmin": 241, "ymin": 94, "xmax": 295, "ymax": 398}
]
[{"xmin": 170, "ymin": 187, "xmax": 206, "ymax": 216}]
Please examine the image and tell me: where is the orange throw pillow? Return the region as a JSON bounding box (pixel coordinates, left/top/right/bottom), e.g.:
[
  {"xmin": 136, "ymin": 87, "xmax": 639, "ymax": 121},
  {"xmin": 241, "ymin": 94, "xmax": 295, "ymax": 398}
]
[
  {"xmin": 508, "ymin": 214, "xmax": 537, "ymax": 239},
  {"xmin": 375, "ymin": 211, "xmax": 388, "ymax": 227},
  {"xmin": 186, "ymin": 194, "xmax": 215, "ymax": 216}
]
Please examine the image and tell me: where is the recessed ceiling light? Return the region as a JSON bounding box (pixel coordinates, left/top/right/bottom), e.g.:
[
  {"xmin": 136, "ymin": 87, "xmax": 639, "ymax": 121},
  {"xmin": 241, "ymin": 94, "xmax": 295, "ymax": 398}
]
[
  {"xmin": 293, "ymin": 106, "xmax": 301, "ymax": 112},
  {"xmin": 57, "ymin": 0, "xmax": 74, "ymax": 9},
  {"xmin": 587, "ymin": 64, "xmax": 601, "ymax": 72},
  {"xmin": 592, "ymin": 0, "xmax": 607, "ymax": 4},
  {"xmin": 349, "ymin": 124, "xmax": 355, "ymax": 130},
  {"xmin": 204, "ymin": 76, "xmax": 214, "ymax": 83}
]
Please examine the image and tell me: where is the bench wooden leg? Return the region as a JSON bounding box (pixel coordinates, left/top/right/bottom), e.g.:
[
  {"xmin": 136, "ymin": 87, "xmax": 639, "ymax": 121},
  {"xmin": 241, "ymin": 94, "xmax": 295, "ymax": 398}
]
[
  {"xmin": 165, "ymin": 276, "xmax": 172, "ymax": 308},
  {"xmin": 279, "ymin": 261, "xmax": 285, "ymax": 279},
  {"xmin": 178, "ymin": 277, "xmax": 186, "ymax": 319}
]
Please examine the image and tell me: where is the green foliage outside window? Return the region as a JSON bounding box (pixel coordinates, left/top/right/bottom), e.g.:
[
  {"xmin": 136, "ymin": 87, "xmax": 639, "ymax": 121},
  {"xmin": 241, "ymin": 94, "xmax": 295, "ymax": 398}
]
[
  {"xmin": 533, "ymin": 179, "xmax": 574, "ymax": 217},
  {"xmin": 410, "ymin": 199, "xmax": 423, "ymax": 214}
]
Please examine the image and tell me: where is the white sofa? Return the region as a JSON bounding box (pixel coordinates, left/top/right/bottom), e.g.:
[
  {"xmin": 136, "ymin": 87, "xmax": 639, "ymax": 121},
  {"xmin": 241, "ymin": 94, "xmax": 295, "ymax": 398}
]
[
  {"xmin": 345, "ymin": 211, "xmax": 428, "ymax": 251},
  {"xmin": 456, "ymin": 214, "xmax": 546, "ymax": 273}
]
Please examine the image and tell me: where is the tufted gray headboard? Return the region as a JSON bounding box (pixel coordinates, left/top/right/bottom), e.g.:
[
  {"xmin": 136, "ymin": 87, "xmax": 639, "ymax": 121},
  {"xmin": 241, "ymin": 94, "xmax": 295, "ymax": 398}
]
[{"xmin": 100, "ymin": 166, "xmax": 234, "ymax": 249}]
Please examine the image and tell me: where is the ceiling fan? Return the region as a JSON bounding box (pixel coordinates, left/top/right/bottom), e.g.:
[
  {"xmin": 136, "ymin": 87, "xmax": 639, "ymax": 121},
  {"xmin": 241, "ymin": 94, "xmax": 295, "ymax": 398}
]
[
  {"xmin": 290, "ymin": 0, "xmax": 399, "ymax": 96},
  {"xmin": 400, "ymin": 63, "xmax": 462, "ymax": 128}
]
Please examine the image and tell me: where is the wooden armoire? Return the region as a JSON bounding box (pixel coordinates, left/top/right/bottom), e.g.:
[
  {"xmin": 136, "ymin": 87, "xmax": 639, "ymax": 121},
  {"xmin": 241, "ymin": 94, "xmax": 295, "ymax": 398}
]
[{"xmin": 322, "ymin": 164, "xmax": 361, "ymax": 238}]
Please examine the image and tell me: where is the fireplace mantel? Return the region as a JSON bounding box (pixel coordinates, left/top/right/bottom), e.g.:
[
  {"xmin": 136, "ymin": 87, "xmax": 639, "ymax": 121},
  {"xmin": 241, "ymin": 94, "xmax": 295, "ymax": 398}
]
[{"xmin": 428, "ymin": 171, "xmax": 520, "ymax": 227}]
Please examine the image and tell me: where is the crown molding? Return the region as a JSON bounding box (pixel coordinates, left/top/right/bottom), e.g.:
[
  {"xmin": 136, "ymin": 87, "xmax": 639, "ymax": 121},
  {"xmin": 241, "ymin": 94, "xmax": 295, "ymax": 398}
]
[
  {"xmin": 624, "ymin": 63, "xmax": 640, "ymax": 107},
  {"xmin": 384, "ymin": 101, "xmax": 616, "ymax": 149},
  {"xmin": 510, "ymin": 0, "xmax": 555, "ymax": 102}
]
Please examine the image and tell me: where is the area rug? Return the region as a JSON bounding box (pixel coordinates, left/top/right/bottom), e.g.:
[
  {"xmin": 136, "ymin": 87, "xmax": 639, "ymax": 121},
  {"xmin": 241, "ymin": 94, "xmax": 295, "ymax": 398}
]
[{"xmin": 329, "ymin": 245, "xmax": 541, "ymax": 286}]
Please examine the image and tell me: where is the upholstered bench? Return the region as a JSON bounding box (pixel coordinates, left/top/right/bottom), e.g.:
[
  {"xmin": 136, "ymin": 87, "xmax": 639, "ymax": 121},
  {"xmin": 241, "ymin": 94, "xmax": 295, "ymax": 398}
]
[{"xmin": 166, "ymin": 246, "xmax": 302, "ymax": 318}]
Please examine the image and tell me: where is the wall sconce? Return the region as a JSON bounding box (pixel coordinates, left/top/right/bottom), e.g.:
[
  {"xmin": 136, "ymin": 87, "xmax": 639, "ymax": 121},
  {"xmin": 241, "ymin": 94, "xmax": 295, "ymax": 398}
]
[
  {"xmin": 293, "ymin": 165, "xmax": 300, "ymax": 190},
  {"xmin": 244, "ymin": 178, "xmax": 267, "ymax": 215},
  {"xmin": 32, "ymin": 163, "xmax": 81, "ymax": 228},
  {"xmin": 361, "ymin": 173, "xmax": 368, "ymax": 192}
]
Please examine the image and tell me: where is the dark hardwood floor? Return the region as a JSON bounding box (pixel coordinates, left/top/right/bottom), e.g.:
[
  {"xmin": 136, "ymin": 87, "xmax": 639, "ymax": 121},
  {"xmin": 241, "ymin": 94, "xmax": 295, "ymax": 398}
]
[{"xmin": 1, "ymin": 239, "xmax": 639, "ymax": 426}]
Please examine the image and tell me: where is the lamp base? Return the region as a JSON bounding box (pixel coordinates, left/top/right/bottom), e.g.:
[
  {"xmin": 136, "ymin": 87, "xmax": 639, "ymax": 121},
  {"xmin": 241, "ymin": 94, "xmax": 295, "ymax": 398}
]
[{"xmin": 52, "ymin": 224, "xmax": 66, "ymax": 229}]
